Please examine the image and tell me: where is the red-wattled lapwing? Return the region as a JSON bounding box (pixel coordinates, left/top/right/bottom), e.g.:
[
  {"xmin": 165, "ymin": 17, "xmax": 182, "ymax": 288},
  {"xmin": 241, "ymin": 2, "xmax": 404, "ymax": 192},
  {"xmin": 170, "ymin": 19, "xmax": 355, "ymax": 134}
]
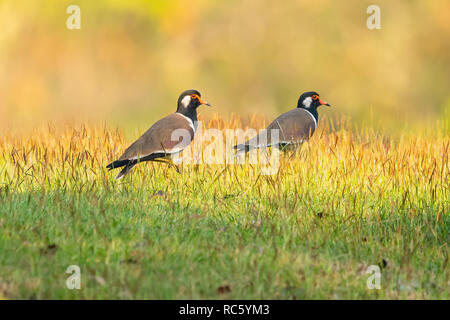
[
  {"xmin": 234, "ymin": 91, "xmax": 330, "ymax": 153},
  {"xmin": 107, "ymin": 89, "xmax": 211, "ymax": 179}
]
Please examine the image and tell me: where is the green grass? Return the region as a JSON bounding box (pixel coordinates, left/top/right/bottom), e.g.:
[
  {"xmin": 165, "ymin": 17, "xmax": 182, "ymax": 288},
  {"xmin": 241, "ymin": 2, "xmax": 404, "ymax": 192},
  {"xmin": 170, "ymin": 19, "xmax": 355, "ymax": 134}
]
[{"xmin": 0, "ymin": 122, "xmax": 448, "ymax": 299}]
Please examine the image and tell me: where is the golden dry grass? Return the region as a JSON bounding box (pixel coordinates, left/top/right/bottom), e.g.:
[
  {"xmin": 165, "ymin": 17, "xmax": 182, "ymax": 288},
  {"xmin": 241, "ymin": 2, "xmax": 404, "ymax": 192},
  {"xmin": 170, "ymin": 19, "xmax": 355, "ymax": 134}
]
[{"xmin": 1, "ymin": 115, "xmax": 448, "ymax": 202}]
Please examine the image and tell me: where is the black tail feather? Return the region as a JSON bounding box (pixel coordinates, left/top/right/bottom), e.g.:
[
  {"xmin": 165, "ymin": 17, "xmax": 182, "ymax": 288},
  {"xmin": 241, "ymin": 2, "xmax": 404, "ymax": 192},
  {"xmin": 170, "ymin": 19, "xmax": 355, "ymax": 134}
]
[
  {"xmin": 115, "ymin": 162, "xmax": 137, "ymax": 180},
  {"xmin": 106, "ymin": 152, "xmax": 170, "ymax": 179},
  {"xmin": 106, "ymin": 159, "xmax": 130, "ymax": 170}
]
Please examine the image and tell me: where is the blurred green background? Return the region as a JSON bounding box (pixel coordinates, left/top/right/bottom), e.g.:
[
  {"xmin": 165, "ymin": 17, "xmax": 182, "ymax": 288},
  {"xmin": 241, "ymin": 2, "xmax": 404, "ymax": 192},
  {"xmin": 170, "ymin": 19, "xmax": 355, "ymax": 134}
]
[{"xmin": 0, "ymin": 0, "xmax": 449, "ymax": 131}]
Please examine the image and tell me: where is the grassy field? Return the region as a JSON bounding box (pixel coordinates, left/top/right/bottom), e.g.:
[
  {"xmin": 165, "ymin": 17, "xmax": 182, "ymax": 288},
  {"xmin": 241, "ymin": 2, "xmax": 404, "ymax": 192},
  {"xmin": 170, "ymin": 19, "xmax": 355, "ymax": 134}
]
[{"xmin": 0, "ymin": 115, "xmax": 448, "ymax": 299}]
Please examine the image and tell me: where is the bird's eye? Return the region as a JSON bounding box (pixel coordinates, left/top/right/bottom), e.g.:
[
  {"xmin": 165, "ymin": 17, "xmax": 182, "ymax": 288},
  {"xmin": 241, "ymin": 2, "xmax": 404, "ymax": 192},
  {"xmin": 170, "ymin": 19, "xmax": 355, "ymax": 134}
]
[
  {"xmin": 191, "ymin": 95, "xmax": 198, "ymax": 100},
  {"xmin": 312, "ymin": 95, "xmax": 319, "ymax": 100}
]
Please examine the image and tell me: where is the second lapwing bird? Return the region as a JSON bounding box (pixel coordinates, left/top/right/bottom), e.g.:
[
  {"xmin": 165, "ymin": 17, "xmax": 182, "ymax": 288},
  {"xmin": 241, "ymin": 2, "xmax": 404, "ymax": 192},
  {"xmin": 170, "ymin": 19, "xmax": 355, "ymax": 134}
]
[
  {"xmin": 107, "ymin": 89, "xmax": 211, "ymax": 180},
  {"xmin": 234, "ymin": 91, "xmax": 330, "ymax": 153}
]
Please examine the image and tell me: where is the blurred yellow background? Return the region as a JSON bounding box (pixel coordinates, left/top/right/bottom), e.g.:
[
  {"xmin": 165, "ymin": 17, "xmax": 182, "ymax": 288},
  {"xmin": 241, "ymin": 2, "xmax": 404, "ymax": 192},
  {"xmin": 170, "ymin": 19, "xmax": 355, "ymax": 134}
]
[{"xmin": 0, "ymin": 0, "xmax": 449, "ymax": 132}]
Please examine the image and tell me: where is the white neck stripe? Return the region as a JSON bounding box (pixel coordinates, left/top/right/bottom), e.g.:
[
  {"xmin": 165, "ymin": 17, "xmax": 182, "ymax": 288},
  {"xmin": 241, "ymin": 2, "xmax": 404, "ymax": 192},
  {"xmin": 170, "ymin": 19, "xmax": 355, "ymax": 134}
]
[
  {"xmin": 176, "ymin": 112, "xmax": 196, "ymax": 133},
  {"xmin": 303, "ymin": 109, "xmax": 317, "ymax": 129}
]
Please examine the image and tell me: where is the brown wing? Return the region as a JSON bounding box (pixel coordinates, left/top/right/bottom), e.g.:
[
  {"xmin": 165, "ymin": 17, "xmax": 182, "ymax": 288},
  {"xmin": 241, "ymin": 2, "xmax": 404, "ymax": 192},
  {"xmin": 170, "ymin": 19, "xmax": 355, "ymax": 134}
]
[
  {"xmin": 119, "ymin": 113, "xmax": 195, "ymax": 160},
  {"xmin": 243, "ymin": 108, "xmax": 316, "ymax": 147},
  {"xmin": 266, "ymin": 108, "xmax": 316, "ymax": 143}
]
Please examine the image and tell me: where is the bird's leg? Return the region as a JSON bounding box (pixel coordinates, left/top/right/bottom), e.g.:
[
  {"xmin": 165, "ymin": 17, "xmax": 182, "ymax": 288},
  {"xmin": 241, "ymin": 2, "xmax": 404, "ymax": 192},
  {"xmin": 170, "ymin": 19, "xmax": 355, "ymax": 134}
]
[
  {"xmin": 152, "ymin": 158, "xmax": 181, "ymax": 174},
  {"xmin": 167, "ymin": 159, "xmax": 182, "ymax": 174},
  {"xmin": 158, "ymin": 142, "xmax": 182, "ymax": 174}
]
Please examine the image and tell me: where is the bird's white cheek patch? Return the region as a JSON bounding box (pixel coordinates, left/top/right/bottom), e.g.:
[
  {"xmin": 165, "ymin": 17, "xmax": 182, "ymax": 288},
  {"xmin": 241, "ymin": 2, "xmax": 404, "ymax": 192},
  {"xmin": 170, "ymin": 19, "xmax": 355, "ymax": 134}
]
[
  {"xmin": 303, "ymin": 97, "xmax": 313, "ymax": 108},
  {"xmin": 181, "ymin": 95, "xmax": 191, "ymax": 108}
]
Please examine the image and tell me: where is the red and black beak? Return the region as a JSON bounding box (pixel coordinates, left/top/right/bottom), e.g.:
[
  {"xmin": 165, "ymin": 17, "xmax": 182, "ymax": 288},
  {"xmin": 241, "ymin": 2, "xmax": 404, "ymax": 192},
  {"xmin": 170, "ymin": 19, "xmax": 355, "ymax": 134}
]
[
  {"xmin": 318, "ymin": 97, "xmax": 330, "ymax": 107},
  {"xmin": 192, "ymin": 94, "xmax": 211, "ymax": 106},
  {"xmin": 199, "ymin": 97, "xmax": 211, "ymax": 106}
]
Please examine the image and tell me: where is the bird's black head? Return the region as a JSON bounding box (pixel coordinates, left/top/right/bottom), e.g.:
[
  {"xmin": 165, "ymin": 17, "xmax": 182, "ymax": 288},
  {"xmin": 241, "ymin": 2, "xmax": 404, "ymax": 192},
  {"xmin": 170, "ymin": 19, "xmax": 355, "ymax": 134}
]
[
  {"xmin": 297, "ymin": 91, "xmax": 330, "ymax": 110},
  {"xmin": 177, "ymin": 89, "xmax": 211, "ymax": 113}
]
